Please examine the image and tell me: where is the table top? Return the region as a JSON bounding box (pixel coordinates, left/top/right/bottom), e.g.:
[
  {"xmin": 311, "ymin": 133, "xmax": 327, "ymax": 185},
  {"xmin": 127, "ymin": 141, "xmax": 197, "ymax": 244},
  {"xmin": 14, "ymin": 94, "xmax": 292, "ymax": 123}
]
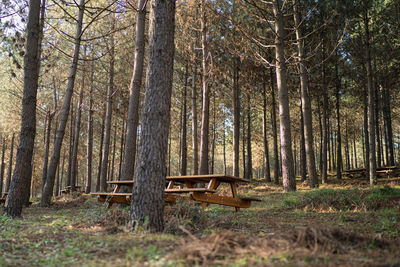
[
  {"xmin": 166, "ymin": 174, "xmax": 251, "ymax": 184},
  {"xmin": 107, "ymin": 180, "xmax": 134, "ymax": 184}
]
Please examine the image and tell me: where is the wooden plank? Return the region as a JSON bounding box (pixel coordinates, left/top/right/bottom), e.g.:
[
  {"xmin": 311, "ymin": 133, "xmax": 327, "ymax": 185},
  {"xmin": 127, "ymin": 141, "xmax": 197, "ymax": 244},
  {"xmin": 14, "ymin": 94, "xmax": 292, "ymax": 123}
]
[
  {"xmin": 167, "ymin": 174, "xmax": 251, "ymax": 184},
  {"xmin": 191, "ymin": 192, "xmax": 253, "ymax": 208},
  {"xmin": 165, "ymin": 188, "xmax": 216, "ymax": 193},
  {"xmin": 107, "ymin": 180, "xmax": 134, "ymax": 185},
  {"xmin": 91, "ymin": 192, "xmax": 131, "ymax": 196}
]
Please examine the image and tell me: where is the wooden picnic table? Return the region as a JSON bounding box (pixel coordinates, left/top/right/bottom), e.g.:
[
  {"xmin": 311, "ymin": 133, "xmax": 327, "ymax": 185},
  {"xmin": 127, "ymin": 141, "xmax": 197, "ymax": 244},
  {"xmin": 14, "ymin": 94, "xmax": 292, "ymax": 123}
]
[
  {"xmin": 91, "ymin": 174, "xmax": 261, "ymax": 210},
  {"xmin": 166, "ymin": 174, "xmax": 260, "ymax": 211}
]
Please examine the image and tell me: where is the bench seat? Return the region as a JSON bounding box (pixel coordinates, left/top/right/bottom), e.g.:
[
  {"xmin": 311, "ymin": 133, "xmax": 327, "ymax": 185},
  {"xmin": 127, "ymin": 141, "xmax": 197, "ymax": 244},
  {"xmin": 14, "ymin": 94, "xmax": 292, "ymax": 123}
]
[{"xmin": 165, "ymin": 188, "xmax": 216, "ymax": 193}]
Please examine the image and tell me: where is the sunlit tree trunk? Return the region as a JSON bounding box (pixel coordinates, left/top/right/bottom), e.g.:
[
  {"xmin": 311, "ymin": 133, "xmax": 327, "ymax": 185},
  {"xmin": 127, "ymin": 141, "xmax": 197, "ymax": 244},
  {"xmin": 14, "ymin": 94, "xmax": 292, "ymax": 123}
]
[
  {"xmin": 273, "ymin": 0, "xmax": 295, "ymax": 191},
  {"xmin": 191, "ymin": 64, "xmax": 199, "ymax": 175},
  {"xmin": 232, "ymin": 58, "xmax": 240, "ymax": 177},
  {"xmin": 270, "ymin": 68, "xmax": 279, "ymax": 184},
  {"xmin": 40, "ymin": 0, "xmax": 85, "ymax": 206},
  {"xmin": 262, "ymin": 73, "xmax": 271, "ymax": 182},
  {"xmin": 71, "ymin": 82, "xmax": 84, "ymax": 191},
  {"xmin": 122, "ymin": 0, "xmax": 147, "ymax": 180},
  {"xmin": 245, "ymin": 94, "xmax": 252, "ymax": 179},
  {"xmin": 86, "ymin": 57, "xmax": 94, "ymax": 193},
  {"xmin": 180, "ymin": 63, "xmax": 188, "ymax": 175},
  {"xmin": 335, "ymin": 65, "xmax": 342, "ymax": 179}
]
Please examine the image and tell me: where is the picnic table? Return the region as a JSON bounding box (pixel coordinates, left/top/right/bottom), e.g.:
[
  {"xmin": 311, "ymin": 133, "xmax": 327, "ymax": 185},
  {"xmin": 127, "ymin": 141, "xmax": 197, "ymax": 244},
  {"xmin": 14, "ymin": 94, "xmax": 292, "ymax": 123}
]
[{"xmin": 91, "ymin": 174, "xmax": 260, "ymax": 210}]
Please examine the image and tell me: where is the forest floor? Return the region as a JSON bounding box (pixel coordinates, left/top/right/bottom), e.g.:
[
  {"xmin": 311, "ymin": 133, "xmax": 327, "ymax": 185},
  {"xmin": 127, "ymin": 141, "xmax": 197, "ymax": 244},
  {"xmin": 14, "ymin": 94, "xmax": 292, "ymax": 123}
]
[{"xmin": 1, "ymin": 176, "xmax": 400, "ymax": 267}]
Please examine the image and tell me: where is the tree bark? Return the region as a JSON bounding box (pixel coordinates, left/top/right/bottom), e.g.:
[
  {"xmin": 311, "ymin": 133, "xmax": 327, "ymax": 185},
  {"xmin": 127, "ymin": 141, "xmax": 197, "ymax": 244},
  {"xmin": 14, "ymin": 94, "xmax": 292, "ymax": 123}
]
[
  {"xmin": 335, "ymin": 65, "xmax": 342, "ymax": 180},
  {"xmin": 96, "ymin": 112, "xmax": 105, "ymax": 191},
  {"xmin": 273, "ymin": 0, "xmax": 295, "ymax": 191},
  {"xmin": 71, "ymin": 82, "xmax": 84, "ymax": 191},
  {"xmin": 85, "ymin": 57, "xmax": 94, "ymax": 193},
  {"xmin": 180, "ymin": 63, "xmax": 188, "ymax": 175},
  {"xmin": 263, "ymin": 73, "xmax": 271, "ymax": 182},
  {"xmin": 210, "ymin": 89, "xmax": 216, "ymax": 174},
  {"xmin": 270, "ymin": 68, "xmax": 279, "ymax": 184},
  {"xmin": 130, "ymin": 0, "xmax": 176, "ymax": 232},
  {"xmin": 232, "ymin": 58, "xmax": 240, "ymax": 177},
  {"xmin": 122, "ymin": 0, "xmax": 147, "ymax": 180},
  {"xmin": 246, "ymin": 94, "xmax": 252, "ymax": 179},
  {"xmin": 0, "ymin": 138, "xmax": 6, "ymax": 198},
  {"xmin": 199, "ymin": 0, "xmax": 210, "ymax": 175},
  {"xmin": 364, "ymin": 11, "xmax": 376, "ymax": 185},
  {"xmin": 4, "ymin": 0, "xmax": 41, "ymax": 217},
  {"xmin": 191, "ymin": 64, "xmax": 199, "ymax": 175},
  {"xmin": 5, "ymin": 133, "xmax": 15, "ymax": 193},
  {"xmin": 322, "ymin": 56, "xmax": 328, "ymax": 183}
]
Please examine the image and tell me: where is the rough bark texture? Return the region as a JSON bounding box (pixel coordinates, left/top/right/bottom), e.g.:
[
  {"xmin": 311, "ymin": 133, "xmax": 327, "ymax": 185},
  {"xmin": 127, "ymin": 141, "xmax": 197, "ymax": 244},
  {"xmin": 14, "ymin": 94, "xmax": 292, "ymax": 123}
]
[
  {"xmin": 270, "ymin": 68, "xmax": 279, "ymax": 184},
  {"xmin": 322, "ymin": 61, "xmax": 328, "ymax": 183},
  {"xmin": 0, "ymin": 139, "xmax": 5, "ymax": 197},
  {"xmin": 293, "ymin": 0, "xmax": 318, "ymax": 187},
  {"xmin": 263, "ymin": 75, "xmax": 271, "ymax": 182},
  {"xmin": 180, "ymin": 63, "xmax": 188, "ymax": 175},
  {"xmin": 86, "ymin": 58, "xmax": 94, "ymax": 193},
  {"xmin": 335, "ymin": 65, "xmax": 342, "ymax": 180},
  {"xmin": 4, "ymin": 0, "xmax": 41, "ymax": 217},
  {"xmin": 71, "ymin": 85, "xmax": 84, "ymax": 191},
  {"xmin": 130, "ymin": 0, "xmax": 176, "ymax": 232},
  {"xmin": 100, "ymin": 14, "xmax": 115, "ymax": 191},
  {"xmin": 364, "ymin": 11, "xmax": 376, "ymax": 185},
  {"xmin": 273, "ymin": 0, "xmax": 295, "ymax": 191},
  {"xmin": 40, "ymin": 0, "xmax": 85, "ymax": 206},
  {"xmin": 5, "ymin": 133, "xmax": 15, "ymax": 193},
  {"xmin": 232, "ymin": 58, "xmax": 240, "ymax": 177},
  {"xmin": 191, "ymin": 64, "xmax": 199, "ymax": 175},
  {"xmin": 41, "ymin": 111, "xmax": 52, "ymax": 191},
  {"xmin": 245, "ymin": 94, "xmax": 252, "ymax": 179},
  {"xmin": 122, "ymin": 0, "xmax": 147, "ymax": 180},
  {"xmin": 199, "ymin": 0, "xmax": 210, "ymax": 175},
  {"xmin": 96, "ymin": 112, "xmax": 105, "ymax": 191}
]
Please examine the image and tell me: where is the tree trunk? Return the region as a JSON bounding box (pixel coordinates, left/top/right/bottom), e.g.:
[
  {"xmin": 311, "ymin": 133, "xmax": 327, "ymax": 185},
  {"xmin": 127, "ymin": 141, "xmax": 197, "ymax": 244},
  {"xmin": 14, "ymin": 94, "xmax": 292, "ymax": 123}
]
[
  {"xmin": 40, "ymin": 0, "xmax": 85, "ymax": 206},
  {"xmin": 67, "ymin": 102, "xmax": 74, "ymax": 187},
  {"xmin": 110, "ymin": 123, "xmax": 117, "ymax": 180},
  {"xmin": 263, "ymin": 73, "xmax": 271, "ymax": 182},
  {"xmin": 71, "ymin": 82, "xmax": 84, "ymax": 191},
  {"xmin": 41, "ymin": 111, "xmax": 52, "ymax": 191},
  {"xmin": 118, "ymin": 119, "xmax": 125, "ymax": 180},
  {"xmin": 122, "ymin": 0, "xmax": 147, "ymax": 180},
  {"xmin": 86, "ymin": 57, "xmax": 94, "ymax": 193},
  {"xmin": 5, "ymin": 133, "xmax": 15, "ymax": 193},
  {"xmin": 299, "ymin": 102, "xmax": 307, "ymax": 182},
  {"xmin": 335, "ymin": 65, "xmax": 342, "ymax": 179},
  {"xmin": 4, "ymin": 0, "xmax": 41, "ymax": 217},
  {"xmin": 375, "ymin": 77, "xmax": 381, "ymax": 168},
  {"xmin": 246, "ymin": 94, "xmax": 252, "ymax": 179},
  {"xmin": 353, "ymin": 133, "xmax": 357, "ymax": 169},
  {"xmin": 96, "ymin": 112, "xmax": 105, "ymax": 191},
  {"xmin": 270, "ymin": 68, "xmax": 279, "ymax": 184},
  {"xmin": 273, "ymin": 0, "xmax": 295, "ymax": 191},
  {"xmin": 293, "ymin": 0, "xmax": 317, "ymax": 187},
  {"xmin": 210, "ymin": 89, "xmax": 216, "ymax": 174},
  {"xmin": 0, "ymin": 138, "xmax": 6, "ymax": 198},
  {"xmin": 60, "ymin": 149, "xmax": 65, "ymax": 190},
  {"xmin": 130, "ymin": 0, "xmax": 176, "ymax": 232},
  {"xmin": 100, "ymin": 15, "xmax": 115, "ymax": 191},
  {"xmin": 191, "ymin": 64, "xmax": 199, "ymax": 175},
  {"xmin": 242, "ymin": 111, "xmax": 246, "ymax": 178},
  {"xmin": 322, "ymin": 58, "xmax": 328, "ymax": 183},
  {"xmin": 180, "ymin": 63, "xmax": 188, "ymax": 175},
  {"xmin": 199, "ymin": 0, "xmax": 210, "ymax": 175},
  {"xmin": 382, "ymin": 81, "xmax": 395, "ymax": 165},
  {"xmin": 364, "ymin": 11, "xmax": 376, "ymax": 185},
  {"xmin": 232, "ymin": 58, "xmax": 240, "ymax": 177}
]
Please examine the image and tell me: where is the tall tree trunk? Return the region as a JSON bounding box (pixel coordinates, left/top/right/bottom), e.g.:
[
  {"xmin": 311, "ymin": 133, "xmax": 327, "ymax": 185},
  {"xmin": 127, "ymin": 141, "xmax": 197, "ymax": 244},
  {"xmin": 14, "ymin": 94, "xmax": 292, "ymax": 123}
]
[
  {"xmin": 191, "ymin": 64, "xmax": 199, "ymax": 175},
  {"xmin": 5, "ymin": 133, "xmax": 15, "ymax": 193},
  {"xmin": 318, "ymin": 99, "xmax": 323, "ymax": 173},
  {"xmin": 40, "ymin": 0, "xmax": 85, "ymax": 206},
  {"xmin": 41, "ymin": 111, "xmax": 52, "ymax": 191},
  {"xmin": 60, "ymin": 149, "xmax": 65, "ymax": 190},
  {"xmin": 345, "ymin": 122, "xmax": 350, "ymax": 170},
  {"xmin": 242, "ymin": 111, "xmax": 246, "ymax": 177},
  {"xmin": 96, "ymin": 112, "xmax": 105, "ymax": 191},
  {"xmin": 86, "ymin": 58, "xmax": 94, "ymax": 193},
  {"xmin": 0, "ymin": 139, "xmax": 6, "ymax": 198},
  {"xmin": 122, "ymin": 0, "xmax": 147, "ymax": 180},
  {"xmin": 293, "ymin": 0, "xmax": 317, "ymax": 187},
  {"xmin": 273, "ymin": 0, "xmax": 295, "ymax": 191},
  {"xmin": 210, "ymin": 88, "xmax": 216, "ymax": 174},
  {"xmin": 118, "ymin": 119, "xmax": 125, "ymax": 180},
  {"xmin": 71, "ymin": 82, "xmax": 84, "ymax": 191},
  {"xmin": 232, "ymin": 58, "xmax": 240, "ymax": 177},
  {"xmin": 4, "ymin": 0, "xmax": 41, "ymax": 217},
  {"xmin": 263, "ymin": 73, "xmax": 271, "ymax": 182},
  {"xmin": 246, "ymin": 94, "xmax": 252, "ymax": 179},
  {"xmin": 66, "ymin": 102, "xmax": 74, "ymax": 187},
  {"xmin": 382, "ymin": 81, "xmax": 395, "ymax": 165},
  {"xmin": 375, "ymin": 78, "xmax": 381, "ymax": 168},
  {"xmin": 110, "ymin": 123, "xmax": 117, "ymax": 180},
  {"xmin": 199, "ymin": 0, "xmax": 210, "ymax": 175},
  {"xmin": 130, "ymin": 0, "xmax": 176, "ymax": 232},
  {"xmin": 353, "ymin": 133, "xmax": 357, "ymax": 168},
  {"xmin": 335, "ymin": 65, "xmax": 342, "ymax": 180},
  {"xmin": 364, "ymin": 11, "xmax": 376, "ymax": 185},
  {"xmin": 180, "ymin": 63, "xmax": 188, "ymax": 175},
  {"xmin": 270, "ymin": 68, "xmax": 279, "ymax": 184},
  {"xmin": 100, "ymin": 14, "xmax": 115, "ymax": 191},
  {"xmin": 322, "ymin": 58, "xmax": 328, "ymax": 183},
  {"xmin": 299, "ymin": 102, "xmax": 307, "ymax": 182}
]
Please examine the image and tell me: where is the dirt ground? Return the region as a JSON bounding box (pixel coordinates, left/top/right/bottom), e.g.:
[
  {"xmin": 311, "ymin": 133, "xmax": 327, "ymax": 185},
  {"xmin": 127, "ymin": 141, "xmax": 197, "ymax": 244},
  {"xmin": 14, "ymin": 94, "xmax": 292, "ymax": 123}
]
[{"xmin": 1, "ymin": 177, "xmax": 399, "ymax": 266}]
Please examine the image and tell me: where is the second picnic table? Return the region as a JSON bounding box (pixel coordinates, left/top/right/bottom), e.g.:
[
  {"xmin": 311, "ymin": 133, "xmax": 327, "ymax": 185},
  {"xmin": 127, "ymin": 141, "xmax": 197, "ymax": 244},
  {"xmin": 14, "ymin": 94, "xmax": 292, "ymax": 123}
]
[{"xmin": 91, "ymin": 174, "xmax": 260, "ymax": 210}]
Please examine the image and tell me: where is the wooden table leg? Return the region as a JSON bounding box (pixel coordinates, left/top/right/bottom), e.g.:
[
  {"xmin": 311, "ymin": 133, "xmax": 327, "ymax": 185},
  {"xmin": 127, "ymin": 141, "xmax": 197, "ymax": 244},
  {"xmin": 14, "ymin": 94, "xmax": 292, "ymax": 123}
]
[{"xmin": 230, "ymin": 182, "xmax": 240, "ymax": 212}]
